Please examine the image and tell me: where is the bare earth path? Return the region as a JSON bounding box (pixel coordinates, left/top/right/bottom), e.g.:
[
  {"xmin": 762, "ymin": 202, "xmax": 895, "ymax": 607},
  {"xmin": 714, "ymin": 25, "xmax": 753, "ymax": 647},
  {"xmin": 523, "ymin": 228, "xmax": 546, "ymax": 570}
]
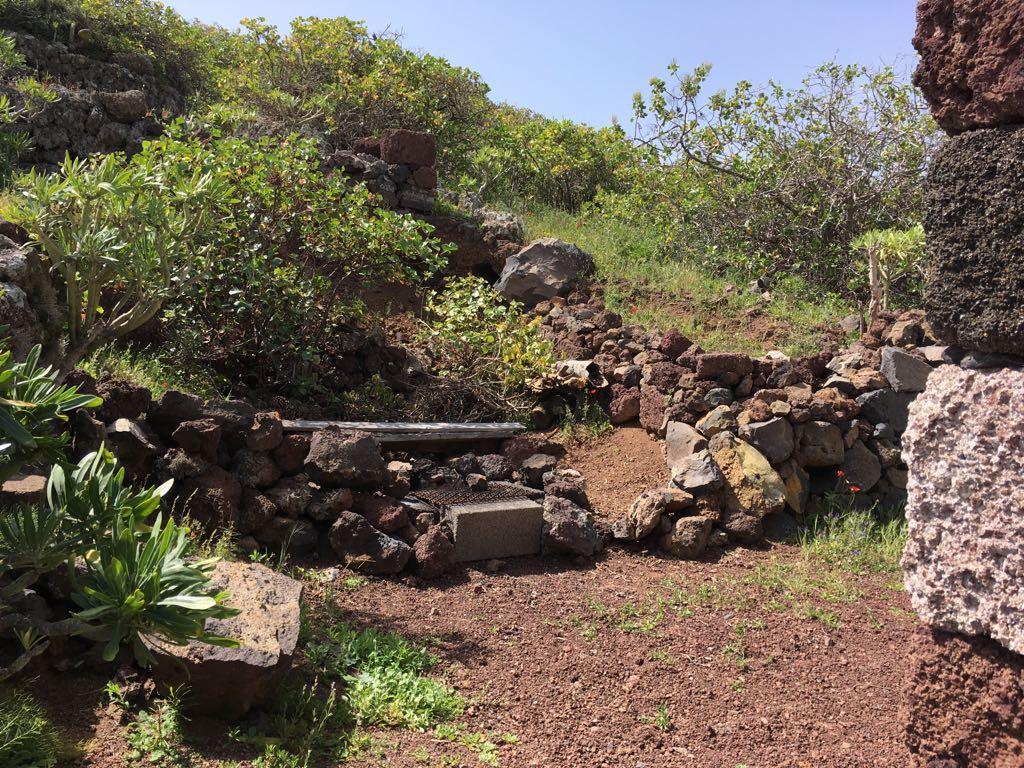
[{"xmin": 342, "ymin": 548, "xmax": 914, "ymax": 768}]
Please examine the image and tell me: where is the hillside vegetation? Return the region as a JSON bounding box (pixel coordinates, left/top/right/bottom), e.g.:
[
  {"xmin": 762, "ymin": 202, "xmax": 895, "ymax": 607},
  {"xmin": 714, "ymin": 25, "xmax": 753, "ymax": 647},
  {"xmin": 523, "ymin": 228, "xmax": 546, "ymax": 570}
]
[{"xmin": 0, "ymin": 0, "xmax": 936, "ymax": 401}]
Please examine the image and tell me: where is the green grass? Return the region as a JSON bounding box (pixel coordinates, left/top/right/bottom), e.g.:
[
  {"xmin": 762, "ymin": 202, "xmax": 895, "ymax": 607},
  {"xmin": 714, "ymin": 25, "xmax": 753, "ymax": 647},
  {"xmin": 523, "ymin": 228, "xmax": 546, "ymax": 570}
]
[
  {"xmin": 799, "ymin": 494, "xmax": 907, "ymax": 575},
  {"xmin": 305, "ymin": 624, "xmax": 464, "ymax": 731},
  {"xmin": 558, "ymin": 400, "xmax": 613, "ymax": 444},
  {"xmin": 81, "ymin": 343, "xmax": 222, "ymax": 399},
  {"xmin": 525, "ymin": 207, "xmax": 856, "ymax": 356},
  {"xmin": 0, "ymin": 688, "xmax": 59, "ymax": 768}
]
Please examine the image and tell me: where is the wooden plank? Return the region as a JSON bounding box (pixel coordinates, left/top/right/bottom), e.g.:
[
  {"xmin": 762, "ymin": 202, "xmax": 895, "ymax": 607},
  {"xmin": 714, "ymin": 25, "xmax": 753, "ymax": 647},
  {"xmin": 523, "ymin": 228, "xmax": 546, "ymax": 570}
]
[{"xmin": 280, "ymin": 420, "xmax": 525, "ymax": 441}]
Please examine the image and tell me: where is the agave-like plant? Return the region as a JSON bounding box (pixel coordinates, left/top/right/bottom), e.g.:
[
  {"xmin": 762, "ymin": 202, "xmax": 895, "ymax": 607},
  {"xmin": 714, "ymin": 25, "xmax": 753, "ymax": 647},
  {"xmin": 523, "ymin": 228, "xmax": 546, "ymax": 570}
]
[
  {"xmin": 0, "ymin": 344, "xmax": 102, "ymax": 483},
  {"xmin": 0, "ymin": 448, "xmax": 237, "ymax": 680},
  {"xmin": 74, "ymin": 511, "xmax": 238, "ymax": 663}
]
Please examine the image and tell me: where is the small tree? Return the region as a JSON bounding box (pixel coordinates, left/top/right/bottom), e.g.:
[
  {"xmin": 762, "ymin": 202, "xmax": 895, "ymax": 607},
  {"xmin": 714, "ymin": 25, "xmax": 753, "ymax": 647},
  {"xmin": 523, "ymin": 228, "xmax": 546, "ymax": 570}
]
[
  {"xmin": 851, "ymin": 224, "xmax": 925, "ymax": 321},
  {"xmin": 1, "ymin": 151, "xmax": 224, "ymax": 375}
]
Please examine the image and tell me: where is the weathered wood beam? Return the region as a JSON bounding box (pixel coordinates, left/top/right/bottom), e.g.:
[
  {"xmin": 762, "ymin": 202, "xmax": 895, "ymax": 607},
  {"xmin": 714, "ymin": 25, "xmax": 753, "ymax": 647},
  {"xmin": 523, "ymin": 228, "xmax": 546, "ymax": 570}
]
[{"xmin": 280, "ymin": 420, "xmax": 526, "ymax": 444}]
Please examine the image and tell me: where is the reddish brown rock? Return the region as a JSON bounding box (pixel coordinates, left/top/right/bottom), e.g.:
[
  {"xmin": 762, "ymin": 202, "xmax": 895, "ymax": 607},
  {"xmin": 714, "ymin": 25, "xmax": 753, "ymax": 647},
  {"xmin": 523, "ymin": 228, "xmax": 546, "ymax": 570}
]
[
  {"xmin": 413, "ymin": 525, "xmax": 456, "ymax": 579},
  {"xmin": 501, "ymin": 435, "xmax": 565, "ymax": 466},
  {"xmin": 353, "ymin": 494, "xmax": 409, "ymax": 534},
  {"xmin": 380, "ymin": 129, "xmax": 436, "ymax": 167},
  {"xmin": 695, "ymin": 352, "xmax": 753, "ymax": 380},
  {"xmin": 272, "ymin": 434, "xmax": 310, "ymax": 476},
  {"xmin": 913, "ymin": 0, "xmax": 1024, "ymax": 133},
  {"xmin": 904, "ymin": 627, "xmax": 1024, "ymax": 767},
  {"xmin": 411, "ymin": 166, "xmax": 437, "ymax": 190},
  {"xmin": 638, "ymin": 385, "xmax": 667, "ymax": 433},
  {"xmin": 608, "ymin": 384, "xmax": 641, "ymax": 425},
  {"xmin": 172, "ymin": 419, "xmax": 222, "ymax": 462}
]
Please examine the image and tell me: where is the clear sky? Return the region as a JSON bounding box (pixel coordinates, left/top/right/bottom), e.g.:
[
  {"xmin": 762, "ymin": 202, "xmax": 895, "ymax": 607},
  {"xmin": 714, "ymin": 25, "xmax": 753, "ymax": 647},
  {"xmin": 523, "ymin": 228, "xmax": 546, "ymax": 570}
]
[{"xmin": 165, "ymin": 0, "xmax": 919, "ymax": 127}]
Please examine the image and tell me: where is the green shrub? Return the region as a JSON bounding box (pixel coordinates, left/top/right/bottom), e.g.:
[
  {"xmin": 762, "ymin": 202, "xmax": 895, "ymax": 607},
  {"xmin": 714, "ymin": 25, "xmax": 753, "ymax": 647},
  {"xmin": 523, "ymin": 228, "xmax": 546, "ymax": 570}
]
[
  {"xmin": 148, "ymin": 121, "xmax": 451, "ymax": 394},
  {"xmin": 2, "ymin": 150, "xmax": 224, "ymax": 374},
  {"xmin": 0, "ymin": 447, "xmax": 238, "ymax": 671},
  {"xmin": 215, "ymin": 16, "xmax": 492, "ymax": 178},
  {"xmin": 851, "ymin": 224, "xmax": 926, "ymax": 313},
  {"xmin": 466, "ymin": 105, "xmax": 641, "ymax": 211},
  {"xmin": 418, "ymin": 276, "xmax": 554, "ymax": 418},
  {"xmin": 0, "ymin": 688, "xmax": 58, "ymax": 768},
  {"xmin": 0, "ymin": 356, "xmax": 237, "ymax": 681},
  {"xmin": 0, "ymin": 95, "xmax": 30, "ymax": 189},
  {"xmin": 630, "ymin": 61, "xmax": 937, "ymax": 297}
]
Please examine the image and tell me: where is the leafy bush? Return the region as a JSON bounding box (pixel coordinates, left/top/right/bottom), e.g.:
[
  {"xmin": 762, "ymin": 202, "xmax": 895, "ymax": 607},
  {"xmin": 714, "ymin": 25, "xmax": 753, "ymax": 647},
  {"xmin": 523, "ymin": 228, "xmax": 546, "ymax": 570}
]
[
  {"xmin": 0, "ymin": 688, "xmax": 58, "ymax": 768},
  {"xmin": 630, "ymin": 61, "xmax": 938, "ymax": 296},
  {"xmin": 147, "ymin": 122, "xmax": 451, "ymax": 394},
  {"xmin": 0, "ymin": 356, "xmax": 236, "ymax": 679},
  {"xmin": 2, "ymin": 151, "xmax": 224, "ymax": 374},
  {"xmin": 215, "ymin": 16, "xmax": 492, "ymax": 178},
  {"xmin": 418, "ymin": 276, "xmax": 554, "ymax": 418},
  {"xmin": 466, "ymin": 106, "xmax": 640, "ymax": 210},
  {"xmin": 0, "ymin": 95, "xmax": 30, "ymax": 189},
  {"xmin": 0, "ymin": 344, "xmax": 101, "ymax": 483}
]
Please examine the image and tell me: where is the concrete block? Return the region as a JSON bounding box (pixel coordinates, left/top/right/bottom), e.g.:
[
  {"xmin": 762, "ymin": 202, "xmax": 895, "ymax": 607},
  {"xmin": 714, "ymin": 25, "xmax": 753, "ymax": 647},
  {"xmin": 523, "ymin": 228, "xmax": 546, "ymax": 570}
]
[{"xmin": 444, "ymin": 499, "xmax": 543, "ymax": 562}]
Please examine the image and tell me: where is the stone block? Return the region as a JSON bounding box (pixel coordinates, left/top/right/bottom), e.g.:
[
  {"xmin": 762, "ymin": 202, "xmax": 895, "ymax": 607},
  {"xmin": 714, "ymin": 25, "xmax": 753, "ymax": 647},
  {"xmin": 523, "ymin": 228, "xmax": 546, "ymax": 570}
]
[{"xmin": 444, "ymin": 498, "xmax": 543, "ymax": 562}]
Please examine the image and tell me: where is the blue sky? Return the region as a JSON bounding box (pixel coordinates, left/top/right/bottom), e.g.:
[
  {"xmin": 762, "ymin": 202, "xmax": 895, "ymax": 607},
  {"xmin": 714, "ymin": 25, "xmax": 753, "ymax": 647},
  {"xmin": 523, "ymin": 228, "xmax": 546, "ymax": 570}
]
[{"xmin": 165, "ymin": 0, "xmax": 918, "ymax": 127}]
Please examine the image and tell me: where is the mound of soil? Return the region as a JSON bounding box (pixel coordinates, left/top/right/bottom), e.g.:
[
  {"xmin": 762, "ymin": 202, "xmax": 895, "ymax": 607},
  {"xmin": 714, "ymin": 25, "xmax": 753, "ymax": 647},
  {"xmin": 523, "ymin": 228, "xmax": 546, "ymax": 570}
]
[{"xmin": 566, "ymin": 426, "xmax": 669, "ymax": 524}]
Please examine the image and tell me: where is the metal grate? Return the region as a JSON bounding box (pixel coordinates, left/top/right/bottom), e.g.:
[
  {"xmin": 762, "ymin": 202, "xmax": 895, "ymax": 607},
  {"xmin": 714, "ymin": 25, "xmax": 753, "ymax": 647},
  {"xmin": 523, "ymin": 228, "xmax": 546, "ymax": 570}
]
[{"xmin": 410, "ymin": 481, "xmax": 532, "ymax": 509}]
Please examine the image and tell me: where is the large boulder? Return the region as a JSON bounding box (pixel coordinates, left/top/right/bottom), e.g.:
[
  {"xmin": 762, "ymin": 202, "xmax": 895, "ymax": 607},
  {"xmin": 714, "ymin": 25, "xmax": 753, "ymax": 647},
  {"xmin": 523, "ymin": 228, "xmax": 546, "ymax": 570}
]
[
  {"xmin": 328, "ymin": 511, "xmax": 412, "ymax": 574},
  {"xmin": 738, "ymin": 417, "xmax": 794, "ymax": 465},
  {"xmin": 708, "ymin": 432, "xmax": 786, "ymax": 543},
  {"xmin": 796, "ymin": 421, "xmax": 844, "ymax": 467},
  {"xmin": 147, "ymin": 561, "xmax": 302, "ymax": 720},
  {"xmin": 902, "ymin": 366, "xmax": 1024, "ymax": 655},
  {"xmin": 923, "ymin": 126, "xmax": 1024, "ymax": 356},
  {"xmin": 913, "ymin": 0, "xmax": 1024, "ymax": 133},
  {"xmin": 903, "ymin": 627, "xmax": 1024, "ymax": 767},
  {"xmin": 305, "ymin": 428, "xmax": 386, "ymax": 489},
  {"xmin": 493, "ymin": 238, "xmax": 594, "ymax": 306}
]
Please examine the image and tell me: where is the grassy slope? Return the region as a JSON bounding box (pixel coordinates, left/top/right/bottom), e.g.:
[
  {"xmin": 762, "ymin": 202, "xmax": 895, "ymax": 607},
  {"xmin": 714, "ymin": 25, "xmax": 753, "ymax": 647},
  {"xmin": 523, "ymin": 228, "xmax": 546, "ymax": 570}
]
[{"xmin": 526, "ymin": 208, "xmax": 857, "ymax": 357}]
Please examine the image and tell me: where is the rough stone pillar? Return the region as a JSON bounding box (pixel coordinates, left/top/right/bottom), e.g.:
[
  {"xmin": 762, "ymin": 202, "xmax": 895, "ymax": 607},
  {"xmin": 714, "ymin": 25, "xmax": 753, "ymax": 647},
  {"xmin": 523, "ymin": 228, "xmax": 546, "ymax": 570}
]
[{"xmin": 902, "ymin": 2, "xmax": 1024, "ymax": 765}]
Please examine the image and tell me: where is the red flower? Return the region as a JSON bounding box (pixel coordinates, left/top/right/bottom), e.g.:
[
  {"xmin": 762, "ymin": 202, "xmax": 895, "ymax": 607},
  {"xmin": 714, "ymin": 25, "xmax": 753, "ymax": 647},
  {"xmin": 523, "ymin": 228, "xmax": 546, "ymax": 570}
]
[
  {"xmin": 836, "ymin": 470, "xmax": 846, "ymax": 478},
  {"xmin": 849, "ymin": 485, "xmax": 862, "ymax": 493}
]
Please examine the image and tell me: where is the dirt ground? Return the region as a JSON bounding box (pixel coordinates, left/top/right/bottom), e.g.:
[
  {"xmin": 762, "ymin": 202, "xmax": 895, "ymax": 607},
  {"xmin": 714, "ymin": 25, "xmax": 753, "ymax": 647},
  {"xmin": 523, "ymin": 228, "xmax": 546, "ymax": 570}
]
[{"xmin": 49, "ymin": 428, "xmax": 916, "ymax": 768}]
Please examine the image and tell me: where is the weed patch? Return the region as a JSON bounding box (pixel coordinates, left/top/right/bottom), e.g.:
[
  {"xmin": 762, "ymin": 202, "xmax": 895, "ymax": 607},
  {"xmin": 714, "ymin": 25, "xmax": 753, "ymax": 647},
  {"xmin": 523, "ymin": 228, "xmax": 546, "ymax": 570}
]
[{"xmin": 0, "ymin": 687, "xmax": 59, "ymax": 768}]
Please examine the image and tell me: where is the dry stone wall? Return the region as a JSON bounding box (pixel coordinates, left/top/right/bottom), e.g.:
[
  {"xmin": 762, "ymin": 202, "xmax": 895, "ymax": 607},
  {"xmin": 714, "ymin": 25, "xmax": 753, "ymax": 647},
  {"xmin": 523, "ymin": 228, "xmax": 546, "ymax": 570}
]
[
  {"xmin": 2, "ymin": 31, "xmax": 180, "ymax": 168},
  {"xmin": 902, "ymin": 2, "xmax": 1024, "ymax": 764}
]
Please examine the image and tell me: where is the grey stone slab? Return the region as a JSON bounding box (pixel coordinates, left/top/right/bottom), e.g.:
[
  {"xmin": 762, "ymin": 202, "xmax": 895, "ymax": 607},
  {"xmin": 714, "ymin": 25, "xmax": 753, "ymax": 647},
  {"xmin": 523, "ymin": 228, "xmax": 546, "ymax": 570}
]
[{"xmin": 444, "ymin": 499, "xmax": 544, "ymax": 562}]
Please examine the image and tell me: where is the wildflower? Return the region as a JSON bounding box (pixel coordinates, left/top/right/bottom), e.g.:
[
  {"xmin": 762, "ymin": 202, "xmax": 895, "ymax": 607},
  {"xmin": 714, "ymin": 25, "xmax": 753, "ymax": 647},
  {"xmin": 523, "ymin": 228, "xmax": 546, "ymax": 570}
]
[
  {"xmin": 849, "ymin": 485, "xmax": 861, "ymax": 493},
  {"xmin": 836, "ymin": 470, "xmax": 846, "ymax": 478}
]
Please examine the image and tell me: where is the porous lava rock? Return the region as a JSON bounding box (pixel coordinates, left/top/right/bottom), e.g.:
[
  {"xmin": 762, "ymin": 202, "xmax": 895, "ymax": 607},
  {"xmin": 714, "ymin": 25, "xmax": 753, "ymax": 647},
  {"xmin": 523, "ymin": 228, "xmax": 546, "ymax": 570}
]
[
  {"xmin": 147, "ymin": 561, "xmax": 302, "ymax": 720},
  {"xmin": 413, "ymin": 525, "xmax": 456, "ymax": 579},
  {"xmin": 379, "ymin": 129, "xmax": 436, "ymax": 167},
  {"xmin": 913, "ymin": 0, "xmax": 1024, "ymax": 133},
  {"xmin": 903, "ymin": 627, "xmax": 1024, "ymax": 767},
  {"xmin": 923, "ymin": 126, "xmax": 1024, "ymax": 356},
  {"xmin": 542, "ymin": 496, "xmax": 601, "ymax": 557},
  {"xmin": 328, "ymin": 511, "xmax": 412, "ymax": 574},
  {"xmin": 304, "ymin": 428, "xmax": 386, "ymax": 489},
  {"xmin": 902, "ymin": 366, "xmax": 1024, "ymax": 654}
]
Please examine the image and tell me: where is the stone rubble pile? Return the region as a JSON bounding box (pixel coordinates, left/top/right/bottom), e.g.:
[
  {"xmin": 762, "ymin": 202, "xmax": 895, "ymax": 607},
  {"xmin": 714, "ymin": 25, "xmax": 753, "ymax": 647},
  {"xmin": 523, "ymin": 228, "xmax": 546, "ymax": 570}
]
[
  {"xmin": 326, "ymin": 129, "xmax": 438, "ymax": 213},
  {"xmin": 528, "ymin": 287, "xmax": 950, "ymax": 559},
  {"xmin": 63, "ymin": 375, "xmax": 598, "ymax": 580},
  {"xmin": 900, "ymin": 2, "xmax": 1024, "ymax": 764}
]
